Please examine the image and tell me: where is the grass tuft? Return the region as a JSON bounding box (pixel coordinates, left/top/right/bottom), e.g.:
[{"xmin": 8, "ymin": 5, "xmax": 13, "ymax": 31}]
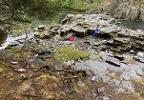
[{"xmin": 54, "ymin": 46, "xmax": 89, "ymax": 62}]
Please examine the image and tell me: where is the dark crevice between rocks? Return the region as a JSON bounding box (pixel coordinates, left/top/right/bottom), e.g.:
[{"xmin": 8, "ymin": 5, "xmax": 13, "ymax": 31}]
[{"xmin": 0, "ymin": 29, "xmax": 7, "ymax": 45}]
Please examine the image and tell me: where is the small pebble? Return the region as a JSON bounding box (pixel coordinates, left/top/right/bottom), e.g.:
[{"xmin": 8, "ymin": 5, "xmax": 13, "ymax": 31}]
[
  {"xmin": 103, "ymin": 96, "xmax": 110, "ymax": 100},
  {"xmin": 137, "ymin": 52, "xmax": 144, "ymax": 57}
]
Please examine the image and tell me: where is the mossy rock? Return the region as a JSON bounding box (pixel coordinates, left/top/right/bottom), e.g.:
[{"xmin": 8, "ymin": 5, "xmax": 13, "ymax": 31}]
[
  {"xmin": 36, "ymin": 74, "xmax": 58, "ymax": 82},
  {"xmin": 54, "ymin": 46, "xmax": 89, "ymax": 62}
]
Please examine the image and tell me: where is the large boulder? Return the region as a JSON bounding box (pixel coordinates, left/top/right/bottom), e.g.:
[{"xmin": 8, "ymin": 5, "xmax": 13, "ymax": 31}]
[
  {"xmin": 98, "ymin": 0, "xmax": 144, "ymax": 20},
  {"xmin": 140, "ymin": 4, "xmax": 144, "ymax": 20},
  {"xmin": 60, "ymin": 14, "xmax": 118, "ymax": 37},
  {"xmin": 34, "ymin": 26, "xmax": 59, "ymax": 39}
]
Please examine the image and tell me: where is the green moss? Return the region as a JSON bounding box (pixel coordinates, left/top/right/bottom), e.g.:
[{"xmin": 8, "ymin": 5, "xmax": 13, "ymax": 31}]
[
  {"xmin": 7, "ymin": 48, "xmax": 21, "ymax": 53},
  {"xmin": 11, "ymin": 22, "xmax": 32, "ymax": 34},
  {"xmin": 135, "ymin": 79, "xmax": 144, "ymax": 85},
  {"xmin": 62, "ymin": 0, "xmax": 102, "ymax": 11},
  {"xmin": 0, "ymin": 68, "xmax": 4, "ymax": 73},
  {"xmin": 36, "ymin": 74, "xmax": 58, "ymax": 82},
  {"xmin": 54, "ymin": 46, "xmax": 89, "ymax": 62},
  {"xmin": 0, "ymin": 62, "xmax": 6, "ymax": 73}
]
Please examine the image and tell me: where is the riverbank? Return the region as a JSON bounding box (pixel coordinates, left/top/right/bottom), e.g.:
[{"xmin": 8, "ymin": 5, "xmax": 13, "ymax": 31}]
[{"xmin": 0, "ymin": 13, "xmax": 144, "ymax": 99}]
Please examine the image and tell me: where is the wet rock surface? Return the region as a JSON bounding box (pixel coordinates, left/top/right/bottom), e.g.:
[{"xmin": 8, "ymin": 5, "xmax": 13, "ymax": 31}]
[{"xmin": 0, "ymin": 14, "xmax": 144, "ymax": 99}]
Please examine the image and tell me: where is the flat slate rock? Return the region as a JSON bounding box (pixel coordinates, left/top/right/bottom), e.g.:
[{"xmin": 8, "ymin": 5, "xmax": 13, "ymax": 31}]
[
  {"xmin": 106, "ymin": 57, "xmax": 121, "ymax": 67},
  {"xmin": 71, "ymin": 25, "xmax": 86, "ymax": 33},
  {"xmin": 114, "ymin": 37, "xmax": 130, "ymax": 44},
  {"xmin": 134, "ymin": 56, "xmax": 144, "ymax": 63},
  {"xmin": 100, "ymin": 25, "xmax": 120, "ymax": 33}
]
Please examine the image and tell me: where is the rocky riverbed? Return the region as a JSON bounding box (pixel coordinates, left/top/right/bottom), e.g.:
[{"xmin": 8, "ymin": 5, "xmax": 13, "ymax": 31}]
[{"xmin": 0, "ymin": 13, "xmax": 144, "ymax": 100}]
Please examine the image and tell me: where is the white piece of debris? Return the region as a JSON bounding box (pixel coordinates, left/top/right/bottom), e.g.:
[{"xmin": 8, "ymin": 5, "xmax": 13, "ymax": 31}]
[
  {"xmin": 17, "ymin": 68, "xmax": 26, "ymax": 73},
  {"xmin": 10, "ymin": 61, "xmax": 18, "ymax": 65}
]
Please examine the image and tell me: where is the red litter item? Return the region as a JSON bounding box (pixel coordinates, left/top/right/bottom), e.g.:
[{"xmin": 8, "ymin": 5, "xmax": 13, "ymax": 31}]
[{"xmin": 69, "ymin": 36, "xmax": 75, "ymax": 41}]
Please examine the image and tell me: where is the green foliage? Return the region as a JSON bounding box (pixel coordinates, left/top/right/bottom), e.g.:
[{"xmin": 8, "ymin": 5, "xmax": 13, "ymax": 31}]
[
  {"xmin": 54, "ymin": 46, "xmax": 89, "ymax": 62},
  {"xmin": 0, "ymin": 0, "xmax": 102, "ymax": 20},
  {"xmin": 61, "ymin": 0, "xmax": 103, "ymax": 11}
]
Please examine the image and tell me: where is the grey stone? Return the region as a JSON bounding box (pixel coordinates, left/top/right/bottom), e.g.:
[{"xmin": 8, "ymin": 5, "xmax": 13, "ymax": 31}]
[
  {"xmin": 120, "ymin": 81, "xmax": 135, "ymax": 92},
  {"xmin": 7, "ymin": 41, "xmax": 19, "ymax": 47},
  {"xmin": 42, "ymin": 32, "xmax": 57, "ymax": 39},
  {"xmin": 71, "ymin": 25, "xmax": 86, "ymax": 33},
  {"xmin": 90, "ymin": 75, "xmax": 102, "ymax": 82},
  {"xmin": 103, "ymin": 96, "xmax": 110, "ymax": 100},
  {"xmin": 122, "ymin": 68, "xmax": 142, "ymax": 80},
  {"xmin": 134, "ymin": 56, "xmax": 144, "ymax": 63},
  {"xmin": 113, "ymin": 54, "xmax": 124, "ymax": 61},
  {"xmin": 100, "ymin": 0, "xmax": 144, "ymax": 20},
  {"xmin": 136, "ymin": 68, "xmax": 144, "ymax": 76},
  {"xmin": 38, "ymin": 25, "xmax": 46, "ymax": 30},
  {"xmin": 140, "ymin": 5, "xmax": 144, "ymax": 20},
  {"xmin": 101, "ymin": 75, "xmax": 112, "ymax": 82},
  {"xmin": 29, "ymin": 59, "xmax": 47, "ymax": 71},
  {"xmin": 142, "ymin": 67, "xmax": 144, "ymax": 72},
  {"xmin": 89, "ymin": 54, "xmax": 97, "ymax": 60},
  {"xmin": 100, "ymin": 25, "xmax": 120, "ymax": 33},
  {"xmin": 108, "ymin": 79, "xmax": 120, "ymax": 87},
  {"xmin": 137, "ymin": 52, "xmax": 144, "ymax": 57},
  {"xmin": 60, "ymin": 14, "xmax": 120, "ymax": 37},
  {"xmin": 106, "ymin": 57, "xmax": 121, "ymax": 67},
  {"xmin": 113, "ymin": 37, "xmax": 130, "ymax": 44},
  {"xmin": 35, "ymin": 26, "xmax": 58, "ymax": 39},
  {"xmin": 100, "ymin": 52, "xmax": 113, "ymax": 61}
]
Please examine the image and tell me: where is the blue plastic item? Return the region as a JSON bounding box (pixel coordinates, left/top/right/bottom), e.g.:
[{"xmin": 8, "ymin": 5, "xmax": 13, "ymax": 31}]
[{"xmin": 92, "ymin": 27, "xmax": 101, "ymax": 37}]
